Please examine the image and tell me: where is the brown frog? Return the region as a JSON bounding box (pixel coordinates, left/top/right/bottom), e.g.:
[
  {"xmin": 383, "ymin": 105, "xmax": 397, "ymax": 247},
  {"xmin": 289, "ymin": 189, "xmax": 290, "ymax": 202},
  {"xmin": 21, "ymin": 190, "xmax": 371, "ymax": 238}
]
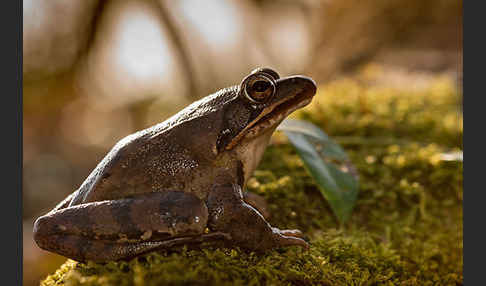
[{"xmin": 33, "ymin": 68, "xmax": 317, "ymax": 262}]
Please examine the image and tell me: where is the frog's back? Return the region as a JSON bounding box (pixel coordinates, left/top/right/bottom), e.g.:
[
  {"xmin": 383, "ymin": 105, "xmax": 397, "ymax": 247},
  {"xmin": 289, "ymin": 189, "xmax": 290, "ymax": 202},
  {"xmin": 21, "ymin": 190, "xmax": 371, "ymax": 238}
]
[
  {"xmin": 68, "ymin": 124, "xmax": 170, "ymax": 206},
  {"xmin": 68, "ymin": 89, "xmax": 236, "ymax": 206}
]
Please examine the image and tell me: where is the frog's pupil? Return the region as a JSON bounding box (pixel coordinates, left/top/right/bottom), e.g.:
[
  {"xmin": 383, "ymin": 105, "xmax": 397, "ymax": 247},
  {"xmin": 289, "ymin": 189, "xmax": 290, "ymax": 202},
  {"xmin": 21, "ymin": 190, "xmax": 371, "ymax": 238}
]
[{"xmin": 252, "ymin": 80, "xmax": 270, "ymax": 92}]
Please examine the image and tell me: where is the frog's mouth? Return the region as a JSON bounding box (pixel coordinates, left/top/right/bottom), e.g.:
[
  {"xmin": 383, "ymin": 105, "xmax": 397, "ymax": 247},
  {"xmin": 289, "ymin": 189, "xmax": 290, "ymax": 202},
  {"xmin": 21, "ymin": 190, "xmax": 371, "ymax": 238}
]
[{"xmin": 226, "ymin": 76, "xmax": 317, "ymax": 149}]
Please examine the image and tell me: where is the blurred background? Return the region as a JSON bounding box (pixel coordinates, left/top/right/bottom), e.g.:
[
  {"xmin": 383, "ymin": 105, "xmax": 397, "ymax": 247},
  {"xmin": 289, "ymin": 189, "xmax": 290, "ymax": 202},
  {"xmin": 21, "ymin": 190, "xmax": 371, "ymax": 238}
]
[{"xmin": 23, "ymin": 0, "xmax": 462, "ymax": 285}]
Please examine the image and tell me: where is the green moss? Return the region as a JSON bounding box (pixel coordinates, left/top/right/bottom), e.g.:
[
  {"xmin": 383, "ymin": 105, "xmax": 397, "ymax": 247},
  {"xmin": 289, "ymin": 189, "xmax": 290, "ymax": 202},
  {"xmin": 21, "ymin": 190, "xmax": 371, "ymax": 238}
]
[{"xmin": 41, "ymin": 77, "xmax": 462, "ymax": 286}]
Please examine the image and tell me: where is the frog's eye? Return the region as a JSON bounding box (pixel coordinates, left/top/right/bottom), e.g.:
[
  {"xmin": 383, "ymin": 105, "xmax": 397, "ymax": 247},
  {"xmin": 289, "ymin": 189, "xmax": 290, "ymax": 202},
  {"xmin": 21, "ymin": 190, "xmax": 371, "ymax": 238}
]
[
  {"xmin": 241, "ymin": 74, "xmax": 276, "ymax": 103},
  {"xmin": 250, "ymin": 67, "xmax": 280, "ymax": 81}
]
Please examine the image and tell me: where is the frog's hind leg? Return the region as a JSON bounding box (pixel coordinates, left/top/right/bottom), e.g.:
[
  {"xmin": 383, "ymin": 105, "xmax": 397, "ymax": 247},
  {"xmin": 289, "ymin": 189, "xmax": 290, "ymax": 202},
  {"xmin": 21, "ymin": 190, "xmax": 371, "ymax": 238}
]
[
  {"xmin": 33, "ymin": 191, "xmax": 224, "ymax": 262},
  {"xmin": 207, "ymin": 184, "xmax": 309, "ymax": 251},
  {"xmin": 37, "ymin": 231, "xmax": 230, "ymax": 262},
  {"xmin": 34, "ymin": 233, "xmax": 171, "ymax": 262}
]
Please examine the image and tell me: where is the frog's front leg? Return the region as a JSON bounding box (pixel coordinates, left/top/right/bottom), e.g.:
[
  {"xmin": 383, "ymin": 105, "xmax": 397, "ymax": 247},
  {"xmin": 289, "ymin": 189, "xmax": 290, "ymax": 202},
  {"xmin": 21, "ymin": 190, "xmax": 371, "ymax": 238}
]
[
  {"xmin": 207, "ymin": 184, "xmax": 309, "ymax": 251},
  {"xmin": 34, "ymin": 191, "xmax": 229, "ymax": 262}
]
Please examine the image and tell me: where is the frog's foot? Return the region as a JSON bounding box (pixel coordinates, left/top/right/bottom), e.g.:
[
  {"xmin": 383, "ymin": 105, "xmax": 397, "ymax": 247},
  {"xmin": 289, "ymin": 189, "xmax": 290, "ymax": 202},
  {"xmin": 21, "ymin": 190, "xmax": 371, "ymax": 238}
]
[
  {"xmin": 278, "ymin": 229, "xmax": 305, "ymax": 239},
  {"xmin": 272, "ymin": 228, "xmax": 309, "ymax": 249},
  {"xmin": 148, "ymin": 231, "xmax": 233, "ymax": 255},
  {"xmin": 153, "ymin": 231, "xmax": 232, "ymax": 249}
]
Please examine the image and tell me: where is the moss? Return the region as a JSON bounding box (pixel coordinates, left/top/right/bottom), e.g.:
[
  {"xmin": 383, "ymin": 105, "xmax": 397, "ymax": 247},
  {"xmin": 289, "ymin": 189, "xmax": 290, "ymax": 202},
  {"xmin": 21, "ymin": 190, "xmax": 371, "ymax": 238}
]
[{"xmin": 41, "ymin": 76, "xmax": 462, "ymax": 286}]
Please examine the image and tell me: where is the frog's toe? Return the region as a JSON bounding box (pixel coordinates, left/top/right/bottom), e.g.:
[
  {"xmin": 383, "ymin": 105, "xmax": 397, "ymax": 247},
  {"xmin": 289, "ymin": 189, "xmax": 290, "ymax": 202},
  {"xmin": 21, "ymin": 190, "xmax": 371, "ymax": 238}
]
[
  {"xmin": 279, "ymin": 229, "xmax": 305, "ymax": 238},
  {"xmin": 276, "ymin": 234, "xmax": 310, "ymax": 250}
]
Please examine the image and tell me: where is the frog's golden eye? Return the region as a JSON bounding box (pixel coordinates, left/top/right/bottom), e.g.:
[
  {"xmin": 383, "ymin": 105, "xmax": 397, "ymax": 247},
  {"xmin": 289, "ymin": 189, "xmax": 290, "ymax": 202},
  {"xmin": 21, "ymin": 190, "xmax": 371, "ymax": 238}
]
[{"xmin": 241, "ymin": 74, "xmax": 276, "ymax": 103}]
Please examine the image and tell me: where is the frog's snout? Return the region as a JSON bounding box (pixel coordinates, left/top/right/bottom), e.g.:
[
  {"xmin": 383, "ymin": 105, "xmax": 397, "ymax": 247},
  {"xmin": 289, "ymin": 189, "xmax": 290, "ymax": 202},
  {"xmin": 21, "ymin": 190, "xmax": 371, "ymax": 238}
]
[
  {"xmin": 297, "ymin": 76, "xmax": 317, "ymax": 98},
  {"xmin": 291, "ymin": 76, "xmax": 317, "ymax": 96},
  {"xmin": 275, "ymin": 75, "xmax": 317, "ymax": 101},
  {"xmin": 33, "ymin": 216, "xmax": 47, "ymax": 247}
]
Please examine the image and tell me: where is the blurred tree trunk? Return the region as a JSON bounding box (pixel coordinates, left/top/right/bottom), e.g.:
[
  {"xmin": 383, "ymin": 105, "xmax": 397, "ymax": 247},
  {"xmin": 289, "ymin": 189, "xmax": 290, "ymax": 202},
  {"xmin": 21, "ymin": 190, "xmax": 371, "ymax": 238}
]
[
  {"xmin": 307, "ymin": 0, "xmax": 462, "ymax": 83},
  {"xmin": 153, "ymin": 0, "xmax": 200, "ymax": 100},
  {"xmin": 23, "ymin": 0, "xmax": 106, "ymax": 82}
]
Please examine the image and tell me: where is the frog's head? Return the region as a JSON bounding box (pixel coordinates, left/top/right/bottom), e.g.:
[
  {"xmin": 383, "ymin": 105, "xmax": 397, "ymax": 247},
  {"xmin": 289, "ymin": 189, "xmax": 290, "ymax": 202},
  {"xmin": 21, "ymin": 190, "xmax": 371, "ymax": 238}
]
[
  {"xmin": 214, "ymin": 67, "xmax": 317, "ymax": 182},
  {"xmin": 162, "ymin": 68, "xmax": 316, "ymax": 183}
]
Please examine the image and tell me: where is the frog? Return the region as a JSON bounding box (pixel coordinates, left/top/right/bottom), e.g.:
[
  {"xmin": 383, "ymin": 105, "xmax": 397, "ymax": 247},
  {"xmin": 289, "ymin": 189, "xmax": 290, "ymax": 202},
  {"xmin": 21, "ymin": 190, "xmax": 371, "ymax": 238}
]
[{"xmin": 33, "ymin": 67, "xmax": 317, "ymax": 262}]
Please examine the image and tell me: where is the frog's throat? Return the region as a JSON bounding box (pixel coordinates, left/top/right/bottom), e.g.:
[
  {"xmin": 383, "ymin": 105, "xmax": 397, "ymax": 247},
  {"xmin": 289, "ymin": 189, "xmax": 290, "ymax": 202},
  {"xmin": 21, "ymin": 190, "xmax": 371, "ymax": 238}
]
[{"xmin": 225, "ymin": 88, "xmax": 313, "ymax": 150}]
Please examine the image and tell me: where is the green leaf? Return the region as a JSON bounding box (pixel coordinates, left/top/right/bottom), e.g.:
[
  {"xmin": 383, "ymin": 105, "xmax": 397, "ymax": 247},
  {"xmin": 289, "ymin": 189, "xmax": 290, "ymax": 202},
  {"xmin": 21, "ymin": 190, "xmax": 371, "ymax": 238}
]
[{"xmin": 277, "ymin": 119, "xmax": 359, "ymax": 224}]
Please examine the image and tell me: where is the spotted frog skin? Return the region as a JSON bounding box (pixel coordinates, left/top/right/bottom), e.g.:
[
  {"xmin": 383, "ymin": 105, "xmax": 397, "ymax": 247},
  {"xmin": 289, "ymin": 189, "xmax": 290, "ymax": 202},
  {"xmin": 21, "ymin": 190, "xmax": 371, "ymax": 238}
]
[{"xmin": 33, "ymin": 68, "xmax": 317, "ymax": 262}]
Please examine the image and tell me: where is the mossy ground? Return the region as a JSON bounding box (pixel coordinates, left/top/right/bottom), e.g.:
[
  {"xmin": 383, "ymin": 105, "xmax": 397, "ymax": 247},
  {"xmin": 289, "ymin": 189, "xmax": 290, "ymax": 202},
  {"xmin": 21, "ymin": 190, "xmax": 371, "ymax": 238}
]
[{"xmin": 41, "ymin": 74, "xmax": 462, "ymax": 286}]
